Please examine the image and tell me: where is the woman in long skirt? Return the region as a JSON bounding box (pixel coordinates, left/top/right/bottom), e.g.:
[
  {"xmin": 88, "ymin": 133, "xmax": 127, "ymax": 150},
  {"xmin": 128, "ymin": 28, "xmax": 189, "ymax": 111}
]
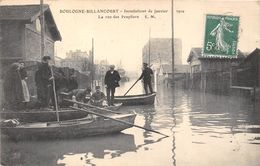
[
  {"xmin": 3, "ymin": 63, "xmax": 24, "ymax": 110},
  {"xmin": 19, "ymin": 62, "xmax": 30, "ymax": 104}
]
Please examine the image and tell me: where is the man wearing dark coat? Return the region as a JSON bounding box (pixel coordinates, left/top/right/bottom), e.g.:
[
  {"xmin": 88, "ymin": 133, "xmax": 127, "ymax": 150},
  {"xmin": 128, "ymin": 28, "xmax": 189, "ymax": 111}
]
[
  {"xmin": 104, "ymin": 65, "xmax": 121, "ymax": 106},
  {"xmin": 138, "ymin": 63, "xmax": 154, "ymax": 94},
  {"xmin": 35, "ymin": 56, "xmax": 54, "ymax": 108}
]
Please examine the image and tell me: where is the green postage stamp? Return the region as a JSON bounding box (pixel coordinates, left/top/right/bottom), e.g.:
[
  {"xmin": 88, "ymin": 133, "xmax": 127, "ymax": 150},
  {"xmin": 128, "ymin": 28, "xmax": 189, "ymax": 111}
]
[{"xmin": 203, "ymin": 14, "xmax": 240, "ymax": 57}]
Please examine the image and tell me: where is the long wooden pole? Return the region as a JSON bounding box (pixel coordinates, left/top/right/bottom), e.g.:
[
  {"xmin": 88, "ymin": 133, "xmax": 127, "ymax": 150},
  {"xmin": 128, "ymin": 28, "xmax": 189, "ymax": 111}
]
[
  {"xmin": 70, "ymin": 106, "xmax": 169, "ymax": 137},
  {"xmin": 64, "ymin": 99, "xmax": 121, "ymax": 114},
  {"xmin": 50, "ymin": 66, "xmax": 60, "ymax": 122},
  {"xmin": 171, "ymin": 0, "xmax": 175, "ymax": 85},
  {"xmin": 91, "ymin": 38, "xmax": 94, "ymax": 89},
  {"xmin": 123, "ymin": 79, "xmax": 139, "ymax": 96}
]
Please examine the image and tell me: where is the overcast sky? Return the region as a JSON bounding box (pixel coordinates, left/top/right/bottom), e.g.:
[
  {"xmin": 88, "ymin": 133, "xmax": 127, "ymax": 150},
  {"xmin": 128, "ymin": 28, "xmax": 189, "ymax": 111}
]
[{"xmin": 1, "ymin": 0, "xmax": 260, "ymax": 71}]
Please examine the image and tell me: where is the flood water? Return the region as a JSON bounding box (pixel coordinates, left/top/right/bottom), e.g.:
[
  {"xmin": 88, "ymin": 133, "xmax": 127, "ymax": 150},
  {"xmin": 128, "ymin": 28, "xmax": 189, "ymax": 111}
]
[{"xmin": 1, "ymin": 79, "xmax": 260, "ymax": 166}]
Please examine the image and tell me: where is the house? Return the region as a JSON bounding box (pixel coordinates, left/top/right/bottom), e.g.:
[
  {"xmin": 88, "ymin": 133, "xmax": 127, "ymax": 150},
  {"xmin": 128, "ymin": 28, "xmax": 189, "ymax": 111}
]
[
  {"xmin": 187, "ymin": 47, "xmax": 245, "ymax": 74},
  {"xmin": 0, "ymin": 4, "xmax": 62, "ymax": 100},
  {"xmin": 234, "ymin": 48, "xmax": 260, "ymax": 88},
  {"xmin": 187, "ymin": 47, "xmax": 245, "ymax": 92},
  {"xmin": 0, "ymin": 4, "xmax": 62, "ymax": 70}
]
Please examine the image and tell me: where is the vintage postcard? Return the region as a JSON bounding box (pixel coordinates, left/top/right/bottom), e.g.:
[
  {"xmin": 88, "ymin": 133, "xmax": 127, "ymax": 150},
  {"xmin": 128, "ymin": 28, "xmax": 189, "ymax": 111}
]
[{"xmin": 0, "ymin": 0, "xmax": 259, "ymax": 166}]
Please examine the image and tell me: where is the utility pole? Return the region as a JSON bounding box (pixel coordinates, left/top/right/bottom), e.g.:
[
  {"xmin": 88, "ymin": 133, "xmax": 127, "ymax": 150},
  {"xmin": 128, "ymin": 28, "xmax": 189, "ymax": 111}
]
[
  {"xmin": 41, "ymin": 0, "xmax": 59, "ymax": 122},
  {"xmin": 40, "ymin": 0, "xmax": 45, "ymax": 58},
  {"xmin": 171, "ymin": 0, "xmax": 175, "ymax": 86},
  {"xmin": 148, "ymin": 27, "xmax": 151, "ymax": 66}
]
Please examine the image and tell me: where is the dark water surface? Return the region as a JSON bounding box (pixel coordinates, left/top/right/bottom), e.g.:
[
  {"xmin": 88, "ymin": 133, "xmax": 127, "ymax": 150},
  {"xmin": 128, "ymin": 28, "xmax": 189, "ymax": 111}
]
[{"xmin": 1, "ymin": 80, "xmax": 260, "ymax": 166}]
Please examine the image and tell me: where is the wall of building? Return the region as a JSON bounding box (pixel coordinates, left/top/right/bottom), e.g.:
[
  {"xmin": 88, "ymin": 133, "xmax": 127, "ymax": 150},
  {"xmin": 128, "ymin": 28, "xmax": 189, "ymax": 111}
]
[
  {"xmin": 24, "ymin": 23, "xmax": 54, "ymax": 62},
  {"xmin": 200, "ymin": 60, "xmax": 236, "ymax": 72},
  {"xmin": 0, "ymin": 21, "xmax": 24, "ymax": 69},
  {"xmin": 189, "ymin": 59, "xmax": 201, "ymax": 74},
  {"xmin": 0, "ymin": 19, "xmax": 55, "ymax": 68}
]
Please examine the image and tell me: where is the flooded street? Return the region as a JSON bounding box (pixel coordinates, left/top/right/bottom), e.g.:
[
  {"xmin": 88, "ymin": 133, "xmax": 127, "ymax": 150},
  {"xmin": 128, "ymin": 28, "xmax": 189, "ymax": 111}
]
[{"xmin": 1, "ymin": 80, "xmax": 260, "ymax": 166}]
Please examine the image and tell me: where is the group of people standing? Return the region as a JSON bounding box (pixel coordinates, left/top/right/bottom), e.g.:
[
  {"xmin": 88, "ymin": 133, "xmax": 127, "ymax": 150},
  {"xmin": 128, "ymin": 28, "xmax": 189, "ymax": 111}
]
[
  {"xmin": 3, "ymin": 56, "xmax": 154, "ymax": 110},
  {"xmin": 3, "ymin": 55, "xmax": 56, "ymax": 110}
]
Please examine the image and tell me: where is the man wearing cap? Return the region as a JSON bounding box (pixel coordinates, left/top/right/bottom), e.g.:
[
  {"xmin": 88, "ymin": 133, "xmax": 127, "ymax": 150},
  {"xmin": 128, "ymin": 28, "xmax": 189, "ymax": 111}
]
[
  {"xmin": 90, "ymin": 86, "xmax": 106, "ymax": 106},
  {"xmin": 104, "ymin": 65, "xmax": 121, "ymax": 106},
  {"xmin": 138, "ymin": 63, "xmax": 154, "ymax": 94},
  {"xmin": 35, "ymin": 56, "xmax": 54, "ymax": 108}
]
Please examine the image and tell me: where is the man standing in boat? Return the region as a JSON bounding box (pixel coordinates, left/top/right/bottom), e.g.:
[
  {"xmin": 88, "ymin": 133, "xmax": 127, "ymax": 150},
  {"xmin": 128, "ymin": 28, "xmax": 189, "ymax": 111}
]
[
  {"xmin": 104, "ymin": 65, "xmax": 121, "ymax": 106},
  {"xmin": 138, "ymin": 62, "xmax": 154, "ymax": 94},
  {"xmin": 35, "ymin": 56, "xmax": 54, "ymax": 108}
]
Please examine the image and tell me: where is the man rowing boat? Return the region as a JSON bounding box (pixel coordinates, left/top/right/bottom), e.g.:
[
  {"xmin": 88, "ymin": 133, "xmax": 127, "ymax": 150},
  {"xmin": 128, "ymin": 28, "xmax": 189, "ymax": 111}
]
[{"xmin": 138, "ymin": 62, "xmax": 154, "ymax": 94}]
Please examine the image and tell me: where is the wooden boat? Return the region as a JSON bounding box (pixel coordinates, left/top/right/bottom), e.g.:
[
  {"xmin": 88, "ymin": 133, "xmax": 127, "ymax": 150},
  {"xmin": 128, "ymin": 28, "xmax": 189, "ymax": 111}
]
[
  {"xmin": 0, "ymin": 103, "xmax": 122, "ymax": 123},
  {"xmin": 0, "ymin": 108, "xmax": 87, "ymax": 122},
  {"xmin": 114, "ymin": 92, "xmax": 156, "ymax": 106},
  {"xmin": 1, "ymin": 112, "xmax": 136, "ymax": 140}
]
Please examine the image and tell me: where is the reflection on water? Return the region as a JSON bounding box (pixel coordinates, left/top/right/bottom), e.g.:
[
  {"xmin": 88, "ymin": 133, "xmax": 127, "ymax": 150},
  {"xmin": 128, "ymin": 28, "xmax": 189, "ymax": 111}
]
[
  {"xmin": 1, "ymin": 133, "xmax": 136, "ymax": 166},
  {"xmin": 1, "ymin": 80, "xmax": 260, "ymax": 166}
]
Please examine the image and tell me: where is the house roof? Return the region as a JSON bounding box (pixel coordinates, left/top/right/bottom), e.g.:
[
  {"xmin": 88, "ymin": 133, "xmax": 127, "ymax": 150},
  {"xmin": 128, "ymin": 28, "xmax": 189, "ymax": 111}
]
[
  {"xmin": 239, "ymin": 48, "xmax": 260, "ymax": 66},
  {"xmin": 187, "ymin": 48, "xmax": 202, "ymax": 63},
  {"xmin": 0, "ymin": 5, "xmax": 47, "ymax": 21},
  {"xmin": 243, "ymin": 48, "xmax": 260, "ymax": 62},
  {"xmin": 187, "ymin": 47, "xmax": 246, "ymax": 63},
  {"xmin": 0, "ymin": 5, "xmax": 61, "ymax": 41}
]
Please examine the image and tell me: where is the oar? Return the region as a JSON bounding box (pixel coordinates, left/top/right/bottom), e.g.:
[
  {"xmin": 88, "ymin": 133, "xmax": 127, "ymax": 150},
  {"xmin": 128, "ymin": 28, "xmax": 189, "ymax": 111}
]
[
  {"xmin": 70, "ymin": 106, "xmax": 169, "ymax": 137},
  {"xmin": 64, "ymin": 99, "xmax": 121, "ymax": 114},
  {"xmin": 124, "ymin": 79, "xmax": 140, "ymax": 96}
]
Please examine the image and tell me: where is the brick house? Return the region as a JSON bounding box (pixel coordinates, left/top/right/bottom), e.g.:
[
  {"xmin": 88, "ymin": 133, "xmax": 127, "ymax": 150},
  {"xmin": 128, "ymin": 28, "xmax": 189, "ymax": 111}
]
[{"xmin": 0, "ymin": 4, "xmax": 62, "ymax": 70}]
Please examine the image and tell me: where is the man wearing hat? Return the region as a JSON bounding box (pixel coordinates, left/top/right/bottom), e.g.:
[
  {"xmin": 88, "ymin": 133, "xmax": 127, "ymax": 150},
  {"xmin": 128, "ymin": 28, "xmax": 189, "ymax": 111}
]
[
  {"xmin": 90, "ymin": 86, "xmax": 106, "ymax": 106},
  {"xmin": 138, "ymin": 62, "xmax": 154, "ymax": 94},
  {"xmin": 35, "ymin": 56, "xmax": 54, "ymax": 108},
  {"xmin": 104, "ymin": 65, "xmax": 121, "ymax": 106}
]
